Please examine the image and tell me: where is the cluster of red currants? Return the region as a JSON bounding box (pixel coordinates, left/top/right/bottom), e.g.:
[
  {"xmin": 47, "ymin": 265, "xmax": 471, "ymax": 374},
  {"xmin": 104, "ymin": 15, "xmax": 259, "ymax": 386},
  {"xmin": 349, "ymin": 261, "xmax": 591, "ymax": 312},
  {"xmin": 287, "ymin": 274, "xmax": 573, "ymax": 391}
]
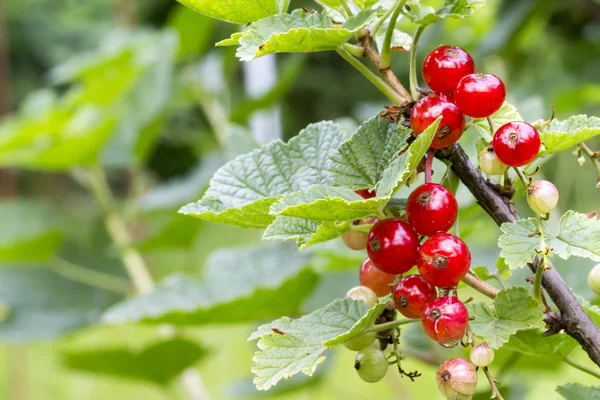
[{"xmin": 412, "ymin": 45, "xmax": 542, "ymax": 169}]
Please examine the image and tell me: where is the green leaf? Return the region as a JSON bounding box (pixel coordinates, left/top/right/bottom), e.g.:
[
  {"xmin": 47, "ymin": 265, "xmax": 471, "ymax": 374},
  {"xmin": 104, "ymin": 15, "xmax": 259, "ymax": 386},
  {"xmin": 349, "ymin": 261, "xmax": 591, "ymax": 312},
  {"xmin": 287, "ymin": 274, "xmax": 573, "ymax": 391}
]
[
  {"xmin": 60, "ymin": 326, "xmax": 206, "ymax": 384},
  {"xmin": 103, "ymin": 243, "xmax": 318, "ymax": 325},
  {"xmin": 556, "ymin": 383, "xmax": 600, "ymax": 400},
  {"xmin": 504, "ymin": 329, "xmax": 577, "ymax": 360},
  {"xmin": 467, "ymin": 286, "xmax": 544, "ymax": 348},
  {"xmin": 404, "ymin": 0, "xmax": 485, "ymax": 25},
  {"xmin": 577, "ymin": 295, "xmax": 600, "ymax": 327},
  {"xmin": 177, "ymin": 0, "xmax": 290, "ymax": 24},
  {"xmin": 374, "ymin": 23, "xmax": 412, "ymax": 52},
  {"xmin": 263, "ymin": 217, "xmax": 351, "ymax": 249},
  {"xmin": 249, "ymin": 298, "xmax": 386, "ymax": 390},
  {"xmin": 498, "ymin": 212, "xmax": 600, "ymax": 270},
  {"xmin": 217, "ymin": 9, "xmax": 377, "ymax": 61},
  {"xmin": 0, "ymin": 201, "xmax": 62, "ymax": 262},
  {"xmin": 472, "ymin": 102, "xmax": 523, "ymax": 142},
  {"xmin": 541, "ymin": 115, "xmax": 600, "ymax": 154},
  {"xmin": 180, "ymin": 121, "xmax": 345, "ymax": 228}
]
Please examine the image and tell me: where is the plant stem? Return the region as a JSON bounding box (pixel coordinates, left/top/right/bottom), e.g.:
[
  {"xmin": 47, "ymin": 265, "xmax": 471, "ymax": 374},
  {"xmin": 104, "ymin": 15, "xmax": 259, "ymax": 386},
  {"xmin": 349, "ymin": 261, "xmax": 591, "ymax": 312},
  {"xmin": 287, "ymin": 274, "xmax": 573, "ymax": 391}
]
[
  {"xmin": 336, "ymin": 47, "xmax": 405, "ymax": 104},
  {"xmin": 513, "ymin": 167, "xmax": 529, "ymax": 188},
  {"xmin": 339, "ymin": 0, "xmax": 353, "ymax": 17},
  {"xmin": 487, "ymin": 116, "xmax": 496, "ymax": 135},
  {"xmin": 462, "ymin": 271, "xmax": 498, "ymax": 299},
  {"xmin": 425, "ymin": 150, "xmax": 434, "ymax": 183},
  {"xmin": 483, "ymin": 367, "xmax": 505, "ymax": 400},
  {"xmin": 379, "ymin": 0, "xmax": 406, "ymax": 70},
  {"xmin": 342, "ymin": 42, "xmax": 365, "ymax": 57},
  {"xmin": 533, "ymin": 215, "xmax": 548, "ymax": 307},
  {"xmin": 370, "ymin": 7, "xmax": 395, "ymax": 37},
  {"xmin": 52, "ymin": 258, "xmax": 131, "ymax": 294},
  {"xmin": 409, "ymin": 25, "xmax": 426, "ymax": 100},
  {"xmin": 363, "ymin": 318, "xmax": 419, "ymax": 334},
  {"xmin": 564, "ymin": 356, "xmax": 600, "ymax": 379},
  {"xmin": 580, "ymin": 142, "xmax": 600, "ymax": 187}
]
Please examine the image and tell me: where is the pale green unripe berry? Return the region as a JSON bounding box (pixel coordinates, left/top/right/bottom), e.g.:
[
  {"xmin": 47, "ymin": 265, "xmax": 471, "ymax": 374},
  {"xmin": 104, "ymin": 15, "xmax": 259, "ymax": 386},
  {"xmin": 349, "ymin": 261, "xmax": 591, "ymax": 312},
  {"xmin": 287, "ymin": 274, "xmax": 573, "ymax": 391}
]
[
  {"xmin": 346, "ymin": 286, "xmax": 378, "ymax": 308},
  {"xmin": 527, "ymin": 180, "xmax": 559, "ymax": 215},
  {"xmin": 437, "ymin": 358, "xmax": 478, "ymax": 400},
  {"xmin": 588, "ymin": 264, "xmax": 600, "ymax": 295},
  {"xmin": 343, "ymin": 332, "xmax": 376, "ymax": 351},
  {"xmin": 354, "ymin": 347, "xmax": 388, "ymax": 383},
  {"xmin": 469, "ymin": 343, "xmax": 495, "ymax": 367},
  {"xmin": 479, "ymin": 146, "xmax": 507, "ymax": 176}
]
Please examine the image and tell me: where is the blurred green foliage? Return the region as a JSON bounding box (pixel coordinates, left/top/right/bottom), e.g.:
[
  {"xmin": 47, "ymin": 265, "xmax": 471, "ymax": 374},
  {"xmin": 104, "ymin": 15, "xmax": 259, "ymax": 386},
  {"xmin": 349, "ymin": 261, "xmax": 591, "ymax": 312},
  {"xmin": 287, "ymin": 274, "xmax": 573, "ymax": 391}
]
[{"xmin": 0, "ymin": 0, "xmax": 599, "ymax": 399}]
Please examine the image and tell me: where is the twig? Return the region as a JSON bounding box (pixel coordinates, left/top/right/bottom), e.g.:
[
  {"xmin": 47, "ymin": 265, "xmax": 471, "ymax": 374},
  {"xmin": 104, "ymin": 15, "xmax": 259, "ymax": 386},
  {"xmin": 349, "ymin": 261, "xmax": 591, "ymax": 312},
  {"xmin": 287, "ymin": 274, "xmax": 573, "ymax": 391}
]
[
  {"xmin": 482, "ymin": 367, "xmax": 505, "ymax": 400},
  {"xmin": 462, "ymin": 271, "xmax": 498, "ymax": 299},
  {"xmin": 436, "ymin": 143, "xmax": 600, "ymax": 368}
]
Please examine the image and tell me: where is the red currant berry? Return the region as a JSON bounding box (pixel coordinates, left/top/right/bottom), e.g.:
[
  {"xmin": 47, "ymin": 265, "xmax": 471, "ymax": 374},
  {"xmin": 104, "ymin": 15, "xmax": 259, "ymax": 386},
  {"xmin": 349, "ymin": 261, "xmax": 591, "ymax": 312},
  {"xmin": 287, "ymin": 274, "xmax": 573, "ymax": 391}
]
[
  {"xmin": 454, "ymin": 73, "xmax": 506, "ymax": 118},
  {"xmin": 406, "ymin": 183, "xmax": 458, "ymax": 236},
  {"xmin": 422, "ymin": 45, "xmax": 475, "ymax": 96},
  {"xmin": 422, "ymin": 296, "xmax": 469, "ymax": 348},
  {"xmin": 360, "ymin": 258, "xmax": 396, "ymax": 297},
  {"xmin": 410, "ymin": 94, "xmax": 465, "ymax": 149},
  {"xmin": 393, "ymin": 274, "xmax": 437, "ymax": 319},
  {"xmin": 436, "ymin": 358, "xmax": 478, "ymax": 399},
  {"xmin": 492, "ymin": 121, "xmax": 541, "ymax": 167},
  {"xmin": 417, "ymin": 233, "xmax": 471, "ymax": 288},
  {"xmin": 355, "ymin": 189, "xmax": 376, "ymax": 199},
  {"xmin": 367, "ymin": 219, "xmax": 420, "ymax": 275}
]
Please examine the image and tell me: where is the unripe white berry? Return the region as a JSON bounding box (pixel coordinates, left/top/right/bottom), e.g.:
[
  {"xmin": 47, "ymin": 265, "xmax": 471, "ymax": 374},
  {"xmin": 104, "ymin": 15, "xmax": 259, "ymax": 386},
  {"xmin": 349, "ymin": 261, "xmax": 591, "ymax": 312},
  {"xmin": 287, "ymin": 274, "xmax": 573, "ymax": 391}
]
[
  {"xmin": 469, "ymin": 342, "xmax": 495, "ymax": 367},
  {"xmin": 479, "ymin": 146, "xmax": 507, "ymax": 176},
  {"xmin": 588, "ymin": 264, "xmax": 600, "ymax": 295},
  {"xmin": 346, "ymin": 286, "xmax": 378, "ymax": 308},
  {"xmin": 527, "ymin": 180, "xmax": 559, "ymax": 214}
]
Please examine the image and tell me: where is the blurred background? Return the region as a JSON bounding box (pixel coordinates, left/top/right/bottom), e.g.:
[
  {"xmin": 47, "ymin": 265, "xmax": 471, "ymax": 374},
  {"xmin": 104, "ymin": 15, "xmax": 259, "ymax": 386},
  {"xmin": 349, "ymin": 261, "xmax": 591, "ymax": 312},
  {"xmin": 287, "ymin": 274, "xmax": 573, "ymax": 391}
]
[{"xmin": 0, "ymin": 0, "xmax": 599, "ymax": 399}]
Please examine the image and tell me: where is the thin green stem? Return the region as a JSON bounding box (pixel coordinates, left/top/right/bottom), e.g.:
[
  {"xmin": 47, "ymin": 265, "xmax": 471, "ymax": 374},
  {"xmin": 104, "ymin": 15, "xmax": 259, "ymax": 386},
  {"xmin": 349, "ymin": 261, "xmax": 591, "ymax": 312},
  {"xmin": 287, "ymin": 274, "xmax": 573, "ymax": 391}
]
[
  {"xmin": 363, "ymin": 318, "xmax": 419, "ymax": 334},
  {"xmin": 409, "ymin": 25, "xmax": 426, "ymax": 99},
  {"xmin": 580, "ymin": 142, "xmax": 600, "ymax": 188},
  {"xmin": 483, "ymin": 367, "xmax": 505, "ymax": 400},
  {"xmin": 379, "ymin": 0, "xmax": 406, "ymax": 70},
  {"xmin": 342, "ymin": 43, "xmax": 364, "ymax": 57},
  {"xmin": 564, "ymin": 356, "xmax": 600, "ymax": 379},
  {"xmin": 52, "ymin": 258, "xmax": 131, "ymax": 294},
  {"xmin": 336, "ymin": 47, "xmax": 404, "ymax": 104},
  {"xmin": 487, "ymin": 116, "xmax": 496, "ymax": 135},
  {"xmin": 339, "ymin": 0, "xmax": 353, "ymax": 17},
  {"xmin": 370, "ymin": 7, "xmax": 395, "ymax": 37},
  {"xmin": 493, "ymin": 274, "xmax": 509, "ymax": 289},
  {"xmin": 533, "ymin": 215, "xmax": 548, "ymax": 308},
  {"xmin": 513, "ymin": 167, "xmax": 530, "ymax": 188}
]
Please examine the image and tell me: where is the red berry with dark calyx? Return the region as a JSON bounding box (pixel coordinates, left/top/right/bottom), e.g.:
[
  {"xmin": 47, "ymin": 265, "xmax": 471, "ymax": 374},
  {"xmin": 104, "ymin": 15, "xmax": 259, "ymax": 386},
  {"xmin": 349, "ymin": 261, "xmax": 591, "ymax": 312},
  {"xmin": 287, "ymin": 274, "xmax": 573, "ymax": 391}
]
[
  {"xmin": 355, "ymin": 189, "xmax": 376, "ymax": 199},
  {"xmin": 417, "ymin": 233, "xmax": 471, "ymax": 288},
  {"xmin": 410, "ymin": 94, "xmax": 465, "ymax": 149},
  {"xmin": 393, "ymin": 274, "xmax": 437, "ymax": 319},
  {"xmin": 367, "ymin": 219, "xmax": 420, "ymax": 275},
  {"xmin": 407, "ymin": 183, "xmax": 458, "ymax": 236},
  {"xmin": 359, "ymin": 258, "xmax": 396, "ymax": 297},
  {"xmin": 422, "ymin": 45, "xmax": 475, "ymax": 96},
  {"xmin": 492, "ymin": 121, "xmax": 541, "ymax": 167},
  {"xmin": 422, "ymin": 296, "xmax": 469, "ymax": 348},
  {"xmin": 454, "ymin": 73, "xmax": 506, "ymax": 118}
]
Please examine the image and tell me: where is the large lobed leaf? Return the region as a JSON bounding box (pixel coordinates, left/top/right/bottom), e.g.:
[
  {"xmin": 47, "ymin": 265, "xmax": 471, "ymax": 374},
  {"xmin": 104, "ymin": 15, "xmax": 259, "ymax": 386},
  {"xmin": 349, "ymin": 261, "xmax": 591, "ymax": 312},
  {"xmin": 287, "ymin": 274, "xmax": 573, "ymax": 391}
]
[
  {"xmin": 541, "ymin": 115, "xmax": 600, "ymax": 154},
  {"xmin": 403, "ymin": 0, "xmax": 485, "ymax": 25},
  {"xmin": 504, "ymin": 330, "xmax": 577, "ymax": 360},
  {"xmin": 180, "ymin": 121, "xmax": 345, "ymax": 229},
  {"xmin": 467, "ymin": 286, "xmax": 544, "ymax": 348},
  {"xmin": 499, "ymin": 211, "xmax": 600, "ymax": 270},
  {"xmin": 103, "ymin": 243, "xmax": 318, "ymax": 325},
  {"xmin": 217, "ymin": 9, "xmax": 378, "ymax": 61},
  {"xmin": 249, "ymin": 298, "xmax": 386, "ymax": 390},
  {"xmin": 178, "ymin": 0, "xmax": 290, "ymax": 24},
  {"xmin": 556, "ymin": 383, "xmax": 600, "ymax": 400}
]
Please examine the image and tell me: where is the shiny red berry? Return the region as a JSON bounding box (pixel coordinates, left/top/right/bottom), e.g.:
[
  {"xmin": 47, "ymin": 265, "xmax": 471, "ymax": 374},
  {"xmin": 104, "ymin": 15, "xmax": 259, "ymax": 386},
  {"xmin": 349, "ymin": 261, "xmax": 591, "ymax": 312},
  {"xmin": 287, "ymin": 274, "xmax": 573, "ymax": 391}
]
[
  {"xmin": 393, "ymin": 274, "xmax": 437, "ymax": 319},
  {"xmin": 454, "ymin": 73, "xmax": 506, "ymax": 118},
  {"xmin": 422, "ymin": 296, "xmax": 469, "ymax": 348},
  {"xmin": 422, "ymin": 45, "xmax": 475, "ymax": 96},
  {"xmin": 367, "ymin": 219, "xmax": 420, "ymax": 275},
  {"xmin": 406, "ymin": 183, "xmax": 458, "ymax": 236},
  {"xmin": 417, "ymin": 233, "xmax": 471, "ymax": 288},
  {"xmin": 492, "ymin": 121, "xmax": 541, "ymax": 167},
  {"xmin": 359, "ymin": 258, "xmax": 396, "ymax": 297},
  {"xmin": 410, "ymin": 94, "xmax": 465, "ymax": 149},
  {"xmin": 355, "ymin": 189, "xmax": 376, "ymax": 199}
]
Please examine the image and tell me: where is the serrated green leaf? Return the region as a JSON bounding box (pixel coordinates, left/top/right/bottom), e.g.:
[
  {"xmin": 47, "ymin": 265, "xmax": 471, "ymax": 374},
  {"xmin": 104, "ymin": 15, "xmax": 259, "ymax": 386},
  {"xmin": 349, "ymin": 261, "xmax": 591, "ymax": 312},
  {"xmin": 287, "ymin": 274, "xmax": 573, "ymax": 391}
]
[
  {"xmin": 472, "ymin": 102, "xmax": 523, "ymax": 142},
  {"xmin": 60, "ymin": 326, "xmax": 206, "ymax": 384},
  {"xmin": 103, "ymin": 243, "xmax": 318, "ymax": 325},
  {"xmin": 270, "ymin": 185, "xmax": 385, "ymax": 221},
  {"xmin": 180, "ymin": 121, "xmax": 345, "ymax": 228},
  {"xmin": 577, "ymin": 295, "xmax": 600, "ymax": 327},
  {"xmin": 496, "ymin": 257, "xmax": 512, "ymax": 279},
  {"xmin": 177, "ymin": 0, "xmax": 290, "ymax": 24},
  {"xmin": 504, "ymin": 329, "xmax": 577, "ymax": 360},
  {"xmin": 556, "ymin": 383, "xmax": 600, "ymax": 400},
  {"xmin": 0, "ymin": 201, "xmax": 62, "ymax": 262},
  {"xmin": 499, "ymin": 212, "xmax": 600, "ymax": 270},
  {"xmin": 404, "ymin": 0, "xmax": 485, "ymax": 25},
  {"xmin": 377, "ymin": 118, "xmax": 439, "ymax": 197},
  {"xmin": 541, "ymin": 115, "xmax": 600, "ymax": 154},
  {"xmin": 374, "ymin": 24, "xmax": 412, "ymax": 51},
  {"xmin": 263, "ymin": 217, "xmax": 351, "ymax": 250},
  {"xmin": 249, "ymin": 298, "xmax": 386, "ymax": 390},
  {"xmin": 467, "ymin": 286, "xmax": 544, "ymax": 348},
  {"xmin": 218, "ymin": 9, "xmax": 377, "ymax": 61},
  {"xmin": 441, "ymin": 165, "xmax": 460, "ymax": 193}
]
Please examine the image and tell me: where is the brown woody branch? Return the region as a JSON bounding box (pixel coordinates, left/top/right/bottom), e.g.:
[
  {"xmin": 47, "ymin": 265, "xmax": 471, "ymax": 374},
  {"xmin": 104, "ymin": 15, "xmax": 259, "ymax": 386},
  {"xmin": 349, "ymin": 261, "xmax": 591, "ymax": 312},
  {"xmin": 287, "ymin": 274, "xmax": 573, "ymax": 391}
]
[
  {"xmin": 360, "ymin": 34, "xmax": 413, "ymax": 104},
  {"xmin": 436, "ymin": 144, "xmax": 600, "ymax": 368}
]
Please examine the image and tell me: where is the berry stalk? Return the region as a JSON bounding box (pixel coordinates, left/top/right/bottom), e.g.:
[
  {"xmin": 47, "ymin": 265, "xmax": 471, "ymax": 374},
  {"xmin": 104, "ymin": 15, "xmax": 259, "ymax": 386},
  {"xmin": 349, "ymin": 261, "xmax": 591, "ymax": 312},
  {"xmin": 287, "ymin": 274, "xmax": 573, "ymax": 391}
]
[
  {"xmin": 379, "ymin": 0, "xmax": 406, "ymax": 70},
  {"xmin": 409, "ymin": 25, "xmax": 426, "ymax": 99}
]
